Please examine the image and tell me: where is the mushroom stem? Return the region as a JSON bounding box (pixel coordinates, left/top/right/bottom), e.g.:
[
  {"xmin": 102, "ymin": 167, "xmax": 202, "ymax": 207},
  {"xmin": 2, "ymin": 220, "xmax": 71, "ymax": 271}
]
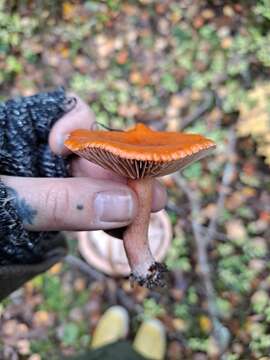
[{"xmin": 123, "ymin": 177, "xmax": 167, "ymax": 288}]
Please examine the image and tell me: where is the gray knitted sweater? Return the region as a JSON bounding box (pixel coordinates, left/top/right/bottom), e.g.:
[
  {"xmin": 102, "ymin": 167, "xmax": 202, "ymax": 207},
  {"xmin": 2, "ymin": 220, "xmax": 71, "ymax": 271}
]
[{"xmin": 0, "ymin": 88, "xmax": 74, "ymax": 300}]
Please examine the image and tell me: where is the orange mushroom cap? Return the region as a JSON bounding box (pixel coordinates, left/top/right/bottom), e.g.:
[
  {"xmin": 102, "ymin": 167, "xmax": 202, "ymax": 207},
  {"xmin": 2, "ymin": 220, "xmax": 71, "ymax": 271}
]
[{"xmin": 65, "ymin": 123, "xmax": 216, "ymax": 180}]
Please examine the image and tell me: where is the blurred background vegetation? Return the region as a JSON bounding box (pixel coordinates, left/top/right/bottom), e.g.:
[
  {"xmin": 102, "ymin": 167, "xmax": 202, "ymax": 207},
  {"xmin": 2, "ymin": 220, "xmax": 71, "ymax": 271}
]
[{"xmin": 0, "ymin": 0, "xmax": 269, "ymax": 359}]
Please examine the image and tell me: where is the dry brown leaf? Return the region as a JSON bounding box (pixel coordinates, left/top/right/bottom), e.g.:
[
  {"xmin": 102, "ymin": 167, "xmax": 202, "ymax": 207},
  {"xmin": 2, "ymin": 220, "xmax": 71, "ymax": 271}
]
[
  {"xmin": 73, "ymin": 278, "xmax": 87, "ymax": 292},
  {"xmin": 48, "ymin": 262, "xmax": 62, "ymax": 275},
  {"xmin": 17, "ymin": 339, "xmax": 30, "ymax": 355},
  {"xmin": 225, "ymin": 219, "xmax": 247, "ymax": 241},
  {"xmin": 116, "ymin": 50, "xmax": 129, "ymax": 64},
  {"xmin": 201, "ymin": 9, "xmax": 215, "ymax": 20},
  {"xmin": 33, "ymin": 310, "xmax": 54, "ymax": 327},
  {"xmin": 172, "ymin": 318, "xmax": 187, "ymax": 332}
]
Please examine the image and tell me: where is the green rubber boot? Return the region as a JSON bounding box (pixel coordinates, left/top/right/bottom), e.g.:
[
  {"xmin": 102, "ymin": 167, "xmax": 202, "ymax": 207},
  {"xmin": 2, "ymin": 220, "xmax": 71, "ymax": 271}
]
[
  {"xmin": 133, "ymin": 319, "xmax": 166, "ymax": 360},
  {"xmin": 91, "ymin": 306, "xmax": 129, "ymax": 349}
]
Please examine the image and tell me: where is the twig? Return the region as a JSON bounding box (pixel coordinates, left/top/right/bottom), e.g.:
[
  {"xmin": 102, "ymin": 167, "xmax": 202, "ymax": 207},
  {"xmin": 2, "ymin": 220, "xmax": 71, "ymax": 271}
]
[
  {"xmin": 148, "ymin": 89, "xmax": 214, "ymax": 131},
  {"xmin": 65, "ymin": 254, "xmax": 105, "ymax": 282},
  {"xmin": 65, "ymin": 254, "xmax": 142, "ymax": 313},
  {"xmin": 166, "ymin": 203, "xmax": 228, "ymax": 242},
  {"xmin": 180, "ymin": 91, "xmax": 214, "ymax": 129},
  {"xmin": 207, "ymin": 127, "xmax": 237, "ymax": 245},
  {"xmin": 173, "ymin": 175, "xmax": 230, "ymax": 355},
  {"xmin": 201, "ymin": 227, "xmax": 228, "ymax": 242},
  {"xmin": 116, "ymin": 288, "xmax": 143, "ymax": 313}
]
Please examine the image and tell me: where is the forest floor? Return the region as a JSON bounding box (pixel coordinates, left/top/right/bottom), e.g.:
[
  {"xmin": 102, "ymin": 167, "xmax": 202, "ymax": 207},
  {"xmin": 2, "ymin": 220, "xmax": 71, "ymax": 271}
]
[{"xmin": 0, "ymin": 1, "xmax": 270, "ymax": 359}]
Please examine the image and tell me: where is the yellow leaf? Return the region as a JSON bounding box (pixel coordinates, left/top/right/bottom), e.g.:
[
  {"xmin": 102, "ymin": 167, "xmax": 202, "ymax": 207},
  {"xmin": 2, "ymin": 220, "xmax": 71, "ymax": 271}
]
[
  {"xmin": 237, "ymin": 82, "xmax": 270, "ymax": 166},
  {"xmin": 60, "ymin": 46, "xmax": 69, "ymax": 58},
  {"xmin": 172, "ymin": 318, "xmax": 187, "ymax": 331},
  {"xmin": 199, "ymin": 315, "xmax": 212, "ymax": 333},
  {"xmin": 33, "ymin": 310, "xmax": 51, "ymax": 327},
  {"xmin": 62, "ymin": 2, "xmax": 77, "ymax": 20},
  {"xmin": 48, "ymin": 262, "xmax": 62, "ymax": 275},
  {"xmin": 130, "ymin": 71, "xmax": 142, "ymax": 85}
]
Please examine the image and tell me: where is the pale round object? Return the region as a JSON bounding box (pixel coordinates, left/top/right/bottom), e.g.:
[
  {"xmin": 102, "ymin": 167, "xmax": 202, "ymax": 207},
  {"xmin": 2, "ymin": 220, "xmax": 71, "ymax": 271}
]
[{"xmin": 77, "ymin": 210, "xmax": 172, "ymax": 277}]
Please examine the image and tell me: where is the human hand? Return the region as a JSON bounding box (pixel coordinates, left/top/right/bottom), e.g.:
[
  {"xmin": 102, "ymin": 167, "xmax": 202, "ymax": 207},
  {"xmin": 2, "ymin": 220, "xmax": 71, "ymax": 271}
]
[{"xmin": 1, "ymin": 94, "xmax": 167, "ymax": 232}]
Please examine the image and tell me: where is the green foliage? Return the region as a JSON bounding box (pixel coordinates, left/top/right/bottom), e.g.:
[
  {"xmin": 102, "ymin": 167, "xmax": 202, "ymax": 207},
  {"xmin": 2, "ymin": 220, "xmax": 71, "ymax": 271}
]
[
  {"xmin": 227, "ymin": 354, "xmax": 240, "ymax": 360},
  {"xmin": 236, "ymin": 206, "xmax": 254, "ymax": 220},
  {"xmin": 174, "ymin": 303, "xmax": 190, "ymax": 320},
  {"xmin": 140, "ymin": 298, "xmax": 165, "ymax": 321},
  {"xmin": 188, "ymin": 337, "xmax": 209, "ymax": 352},
  {"xmin": 61, "ymin": 322, "xmax": 90, "ymax": 348},
  {"xmin": 70, "ymin": 74, "xmax": 101, "ymax": 95},
  {"xmin": 0, "ymin": 4, "xmax": 37, "ymax": 84},
  {"xmin": 218, "ymin": 255, "xmax": 255, "ymax": 293},
  {"xmin": 254, "ymin": 0, "xmax": 270, "ymax": 20},
  {"xmin": 38, "ymin": 274, "xmax": 69, "ymax": 316},
  {"xmin": 166, "ymin": 232, "xmax": 191, "ymax": 271},
  {"xmin": 183, "ymin": 162, "xmax": 202, "ymax": 181},
  {"xmin": 161, "ymin": 73, "xmax": 178, "ymax": 93},
  {"xmin": 221, "ymin": 81, "xmax": 246, "ymax": 114},
  {"xmin": 217, "ymin": 233, "xmax": 268, "ymax": 299},
  {"xmin": 29, "ymin": 272, "xmax": 90, "ymax": 358},
  {"xmin": 216, "ymin": 297, "xmax": 232, "ymax": 318},
  {"xmin": 252, "ymin": 290, "xmax": 269, "ymax": 313},
  {"xmin": 172, "ymin": 286, "xmax": 205, "ymax": 342},
  {"xmin": 0, "ymin": 1, "xmax": 269, "ymax": 358},
  {"xmin": 88, "ymin": 0, "xmax": 121, "ymax": 12},
  {"xmin": 30, "ymin": 338, "xmax": 58, "ymax": 360},
  {"xmin": 250, "ymin": 333, "xmax": 270, "ymax": 357},
  {"xmin": 70, "ymin": 72, "xmax": 134, "ymax": 127},
  {"xmin": 187, "ymin": 286, "xmax": 198, "ymax": 305},
  {"xmin": 35, "ymin": 273, "xmax": 89, "ymax": 318}
]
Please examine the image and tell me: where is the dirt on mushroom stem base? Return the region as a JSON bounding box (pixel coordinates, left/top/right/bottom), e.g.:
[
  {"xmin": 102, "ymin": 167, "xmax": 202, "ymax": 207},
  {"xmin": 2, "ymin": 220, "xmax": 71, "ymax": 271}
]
[{"xmin": 123, "ymin": 177, "xmax": 167, "ymax": 288}]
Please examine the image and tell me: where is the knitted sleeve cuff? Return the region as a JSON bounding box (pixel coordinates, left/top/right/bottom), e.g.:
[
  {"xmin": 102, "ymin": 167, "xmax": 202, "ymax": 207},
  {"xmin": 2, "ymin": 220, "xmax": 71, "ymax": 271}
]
[
  {"xmin": 0, "ymin": 88, "xmax": 74, "ymax": 266},
  {"xmin": 0, "ymin": 233, "xmax": 67, "ymax": 301}
]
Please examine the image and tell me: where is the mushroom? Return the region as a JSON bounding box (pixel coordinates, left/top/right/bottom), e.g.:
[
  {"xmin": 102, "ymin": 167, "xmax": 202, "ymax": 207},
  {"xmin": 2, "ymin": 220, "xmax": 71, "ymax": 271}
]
[{"xmin": 65, "ymin": 123, "xmax": 216, "ymax": 288}]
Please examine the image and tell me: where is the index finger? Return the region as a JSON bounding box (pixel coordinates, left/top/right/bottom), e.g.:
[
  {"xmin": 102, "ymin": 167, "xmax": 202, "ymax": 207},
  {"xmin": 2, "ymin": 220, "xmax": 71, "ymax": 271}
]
[{"xmin": 49, "ymin": 93, "xmax": 96, "ymax": 156}]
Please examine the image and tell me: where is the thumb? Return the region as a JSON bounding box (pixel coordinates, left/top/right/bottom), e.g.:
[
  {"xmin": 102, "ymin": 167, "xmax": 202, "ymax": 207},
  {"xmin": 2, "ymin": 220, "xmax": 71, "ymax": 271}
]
[{"xmin": 1, "ymin": 175, "xmax": 138, "ymax": 231}]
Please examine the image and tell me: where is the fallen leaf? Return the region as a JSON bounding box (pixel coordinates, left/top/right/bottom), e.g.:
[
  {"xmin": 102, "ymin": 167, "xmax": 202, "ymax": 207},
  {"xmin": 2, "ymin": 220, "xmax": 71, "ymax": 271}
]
[
  {"xmin": 193, "ymin": 16, "xmax": 205, "ymax": 29},
  {"xmin": 225, "ymin": 219, "xmax": 247, "ymax": 243},
  {"xmin": 62, "ymin": 2, "xmax": 77, "ymax": 20},
  {"xmin": 33, "ymin": 310, "xmax": 53, "ymax": 327},
  {"xmin": 118, "ymin": 103, "xmax": 139, "ymax": 117},
  {"xmin": 116, "ymin": 50, "xmax": 129, "ymax": 64},
  {"xmin": 48, "ymin": 262, "xmax": 62, "ymax": 275},
  {"xmin": 223, "ymin": 5, "xmax": 235, "ymax": 17},
  {"xmin": 221, "ymin": 37, "xmax": 233, "ymax": 49},
  {"xmin": 17, "ymin": 339, "xmax": 30, "ymax": 355},
  {"xmin": 201, "ymin": 9, "xmax": 215, "ymax": 20},
  {"xmin": 199, "ymin": 315, "xmax": 212, "ymax": 333},
  {"xmin": 2, "ymin": 320, "xmax": 18, "ymax": 337},
  {"xmin": 74, "ymin": 278, "xmax": 86, "ymax": 292},
  {"xmin": 172, "ymin": 318, "xmax": 187, "ymax": 332}
]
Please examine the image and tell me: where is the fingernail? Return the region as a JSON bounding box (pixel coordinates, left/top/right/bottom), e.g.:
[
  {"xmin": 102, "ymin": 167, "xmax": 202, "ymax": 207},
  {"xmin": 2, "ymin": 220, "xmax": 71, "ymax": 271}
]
[{"xmin": 94, "ymin": 190, "xmax": 134, "ymax": 223}]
